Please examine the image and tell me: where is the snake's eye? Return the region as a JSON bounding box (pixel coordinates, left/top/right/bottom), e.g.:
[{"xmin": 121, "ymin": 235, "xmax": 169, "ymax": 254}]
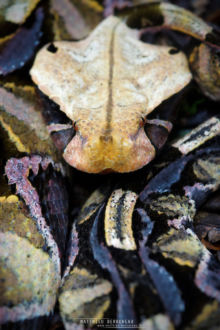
[
  {"xmin": 140, "ymin": 116, "xmax": 146, "ymax": 127},
  {"xmin": 73, "ymin": 121, "xmax": 79, "ymax": 131},
  {"xmin": 144, "ymin": 122, "xmax": 170, "ymax": 150}
]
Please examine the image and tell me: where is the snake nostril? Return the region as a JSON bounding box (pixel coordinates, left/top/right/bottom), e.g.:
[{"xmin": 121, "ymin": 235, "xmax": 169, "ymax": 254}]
[{"xmin": 100, "ymin": 135, "xmax": 113, "ymax": 143}]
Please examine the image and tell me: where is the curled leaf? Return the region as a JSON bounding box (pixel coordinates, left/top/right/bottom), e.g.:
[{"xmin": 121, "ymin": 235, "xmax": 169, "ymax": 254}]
[
  {"xmin": 122, "ymin": 2, "xmax": 220, "ymax": 47},
  {"xmin": 190, "ymin": 44, "xmax": 220, "ymax": 101}
]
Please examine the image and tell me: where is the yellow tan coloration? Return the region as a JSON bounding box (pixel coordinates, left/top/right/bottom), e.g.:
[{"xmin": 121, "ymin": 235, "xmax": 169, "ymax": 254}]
[
  {"xmin": 0, "ymin": 197, "xmax": 44, "ymax": 248},
  {"xmin": 149, "ymin": 194, "xmax": 196, "ymax": 228},
  {"xmin": 104, "ymin": 189, "xmax": 138, "ymax": 250},
  {"xmin": 172, "ymin": 117, "xmax": 220, "ymax": 155},
  {"xmin": 190, "ymin": 44, "xmax": 220, "ymax": 101},
  {"xmin": 77, "ymin": 187, "xmax": 109, "ymax": 224},
  {"xmin": 30, "ymin": 16, "xmax": 191, "ymax": 173},
  {"xmin": 154, "ymin": 228, "xmax": 205, "ymax": 268},
  {"xmin": 159, "ymin": 2, "xmax": 213, "ymax": 41},
  {"xmin": 0, "ymin": 196, "xmax": 60, "ymax": 323},
  {"xmin": 188, "ymin": 300, "xmax": 220, "ymax": 329},
  {"xmin": 0, "ymin": 115, "xmax": 30, "ymax": 153},
  {"xmin": 0, "ymin": 0, "xmax": 40, "ymax": 24},
  {"xmin": 193, "ymin": 157, "xmax": 220, "ymax": 183},
  {"xmin": 59, "ymin": 267, "xmax": 112, "ymax": 326},
  {"xmin": 0, "ymin": 232, "xmax": 59, "ymax": 323},
  {"xmin": 0, "ymin": 85, "xmax": 60, "ymax": 160},
  {"xmin": 139, "ymin": 314, "xmax": 174, "ymax": 330}
]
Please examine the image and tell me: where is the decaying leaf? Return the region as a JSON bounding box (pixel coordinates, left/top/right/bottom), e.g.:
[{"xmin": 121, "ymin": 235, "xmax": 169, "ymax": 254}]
[
  {"xmin": 5, "ymin": 155, "xmax": 63, "ymax": 272},
  {"xmin": 0, "ymin": 0, "xmax": 40, "ymax": 25},
  {"xmin": 0, "ymin": 232, "xmax": 59, "ymax": 324},
  {"xmin": 190, "ymin": 44, "xmax": 220, "ymax": 101},
  {"xmin": 0, "ymin": 85, "xmax": 48, "ymax": 139},
  {"xmin": 0, "ymin": 195, "xmax": 44, "ymax": 247},
  {"xmin": 50, "ymin": 0, "xmax": 91, "ymax": 41},
  {"xmin": 59, "ymin": 267, "xmax": 112, "ymax": 328},
  {"xmin": 122, "ymin": 2, "xmax": 220, "ymax": 101},
  {"xmin": 0, "ymin": 194, "xmax": 60, "ymax": 324},
  {"xmin": 123, "ymin": 2, "xmax": 220, "ymax": 47},
  {"xmin": 75, "ymin": 0, "xmax": 103, "ymax": 16},
  {"xmin": 30, "ymin": 15, "xmax": 191, "ymax": 173},
  {"xmin": 0, "ymin": 84, "xmax": 60, "ymax": 160},
  {"xmin": 103, "ymin": 0, "xmax": 132, "ymax": 17}
]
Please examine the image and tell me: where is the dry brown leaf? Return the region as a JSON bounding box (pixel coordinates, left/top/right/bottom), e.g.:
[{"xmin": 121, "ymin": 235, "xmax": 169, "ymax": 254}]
[
  {"xmin": 0, "ymin": 84, "xmax": 60, "ymax": 159},
  {"xmin": 0, "ymin": 0, "xmax": 40, "ymax": 25},
  {"xmin": 50, "ymin": 0, "xmax": 90, "ymax": 41}
]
